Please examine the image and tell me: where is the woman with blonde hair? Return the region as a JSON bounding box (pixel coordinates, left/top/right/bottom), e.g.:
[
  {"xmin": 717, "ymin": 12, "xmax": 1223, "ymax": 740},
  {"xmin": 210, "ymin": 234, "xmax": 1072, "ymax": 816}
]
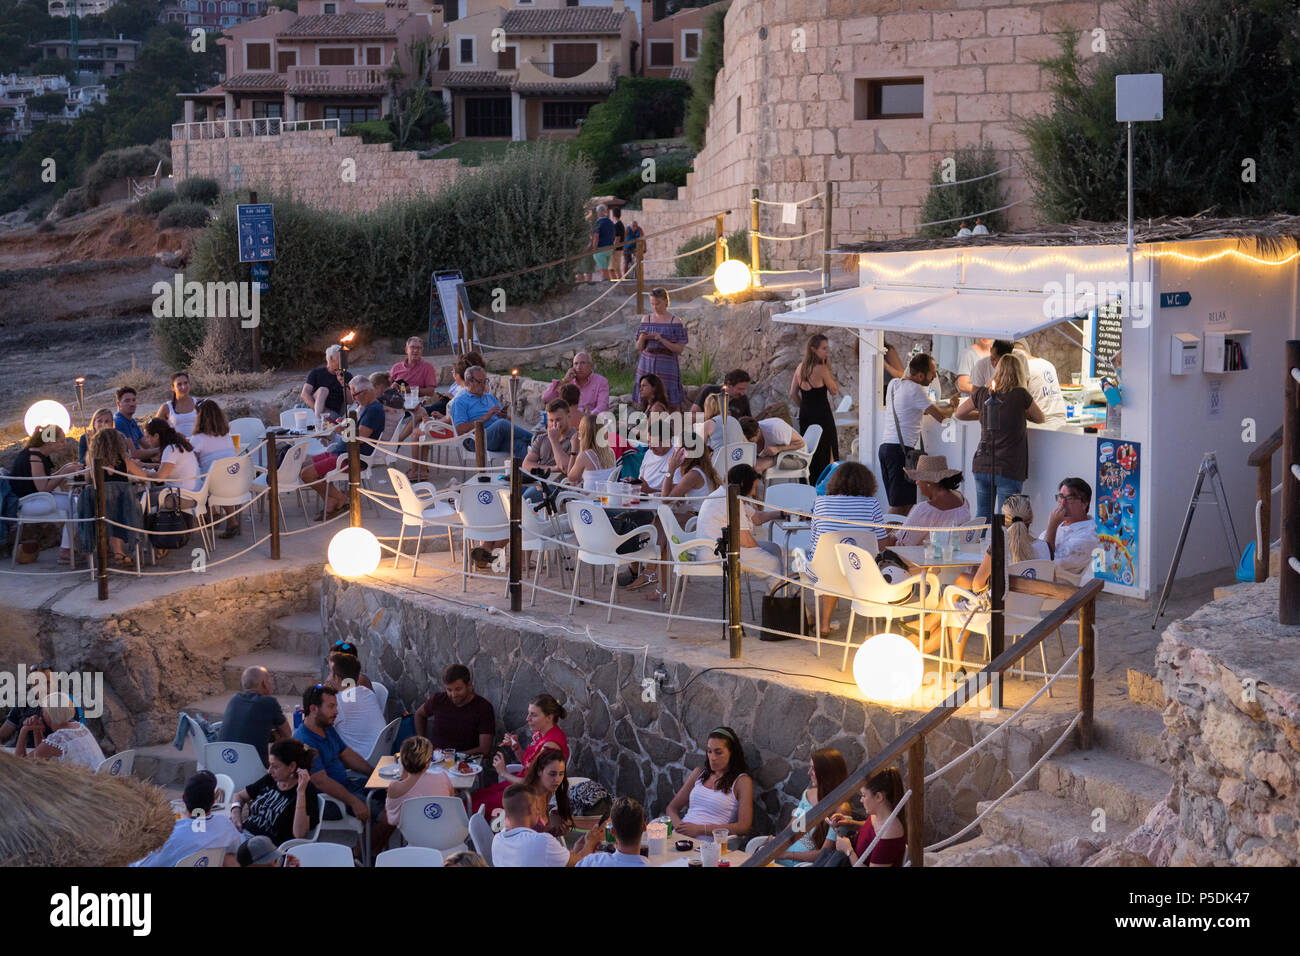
[
  {"xmin": 13, "ymin": 693, "xmax": 105, "ymax": 770},
  {"xmin": 956, "ymin": 353, "xmax": 1044, "ymax": 521},
  {"xmin": 373, "ymin": 735, "xmax": 454, "ymax": 853},
  {"xmin": 555, "ymin": 412, "xmax": 618, "ymax": 489},
  {"xmin": 77, "ymin": 407, "xmax": 115, "ymax": 463},
  {"xmin": 81, "ymin": 428, "xmax": 149, "ymax": 568},
  {"xmin": 697, "ymin": 392, "xmax": 744, "ymax": 452}
]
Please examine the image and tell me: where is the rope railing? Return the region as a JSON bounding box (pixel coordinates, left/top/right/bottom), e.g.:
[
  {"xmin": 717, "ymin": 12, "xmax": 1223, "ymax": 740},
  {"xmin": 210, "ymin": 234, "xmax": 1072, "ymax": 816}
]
[
  {"xmin": 754, "ymin": 193, "xmax": 824, "ymax": 207},
  {"xmin": 640, "ymin": 239, "xmax": 718, "ymax": 264},
  {"xmin": 472, "ymin": 273, "xmax": 626, "ymax": 326},
  {"xmin": 736, "ymin": 494, "xmax": 991, "ymax": 535},
  {"xmin": 753, "ymin": 228, "xmax": 824, "ymax": 242},
  {"xmin": 853, "ymin": 787, "xmax": 912, "ymax": 867}
]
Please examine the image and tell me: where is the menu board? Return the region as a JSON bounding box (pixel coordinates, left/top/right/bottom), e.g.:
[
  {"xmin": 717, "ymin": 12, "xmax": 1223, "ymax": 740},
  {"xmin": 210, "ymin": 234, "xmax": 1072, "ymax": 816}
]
[{"xmin": 1089, "ymin": 302, "xmax": 1123, "ymax": 379}]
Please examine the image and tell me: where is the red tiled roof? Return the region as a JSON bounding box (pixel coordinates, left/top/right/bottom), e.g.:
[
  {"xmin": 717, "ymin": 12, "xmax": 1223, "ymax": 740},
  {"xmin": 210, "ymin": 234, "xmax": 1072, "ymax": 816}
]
[
  {"xmin": 513, "ymin": 78, "xmax": 615, "ymax": 95},
  {"xmin": 501, "ymin": 8, "xmax": 625, "ymax": 35},
  {"xmin": 444, "ymin": 70, "xmax": 513, "ymax": 89},
  {"xmin": 278, "ymin": 13, "xmax": 394, "ymax": 37},
  {"xmin": 222, "ymin": 72, "xmax": 287, "ymax": 91}
]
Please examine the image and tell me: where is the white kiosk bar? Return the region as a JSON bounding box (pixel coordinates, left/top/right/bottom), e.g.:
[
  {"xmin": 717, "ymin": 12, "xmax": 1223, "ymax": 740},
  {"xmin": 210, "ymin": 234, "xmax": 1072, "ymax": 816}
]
[{"xmin": 778, "ymin": 236, "xmax": 1299, "ymax": 599}]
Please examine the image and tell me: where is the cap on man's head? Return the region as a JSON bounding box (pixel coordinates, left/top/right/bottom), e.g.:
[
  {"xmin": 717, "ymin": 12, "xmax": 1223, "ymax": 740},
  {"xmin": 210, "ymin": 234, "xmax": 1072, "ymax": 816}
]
[{"xmin": 237, "ymin": 835, "xmax": 281, "ymax": 867}]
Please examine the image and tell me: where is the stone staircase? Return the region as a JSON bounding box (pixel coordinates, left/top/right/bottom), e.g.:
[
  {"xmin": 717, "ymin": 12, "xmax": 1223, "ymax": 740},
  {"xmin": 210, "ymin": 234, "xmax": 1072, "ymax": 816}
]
[
  {"xmin": 927, "ymin": 681, "xmax": 1172, "ymax": 867},
  {"xmin": 133, "ymin": 588, "xmax": 327, "ymax": 788}
]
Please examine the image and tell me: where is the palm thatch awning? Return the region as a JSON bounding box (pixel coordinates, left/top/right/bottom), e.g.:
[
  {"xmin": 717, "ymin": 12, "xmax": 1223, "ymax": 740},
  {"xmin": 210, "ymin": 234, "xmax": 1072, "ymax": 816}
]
[
  {"xmin": 0, "ymin": 753, "xmax": 175, "ymax": 867},
  {"xmin": 841, "ymin": 213, "xmax": 1300, "ymax": 257}
]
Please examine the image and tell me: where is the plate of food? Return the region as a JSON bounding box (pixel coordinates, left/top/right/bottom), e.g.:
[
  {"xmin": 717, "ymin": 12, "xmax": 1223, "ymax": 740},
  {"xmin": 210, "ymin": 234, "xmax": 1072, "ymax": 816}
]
[{"xmin": 378, "ymin": 763, "xmax": 403, "ymax": 780}]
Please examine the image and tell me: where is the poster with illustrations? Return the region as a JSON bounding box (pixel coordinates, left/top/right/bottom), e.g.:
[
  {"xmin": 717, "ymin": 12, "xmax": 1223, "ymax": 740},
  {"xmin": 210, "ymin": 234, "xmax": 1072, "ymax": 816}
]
[{"xmin": 1094, "ymin": 438, "xmax": 1140, "ymax": 587}]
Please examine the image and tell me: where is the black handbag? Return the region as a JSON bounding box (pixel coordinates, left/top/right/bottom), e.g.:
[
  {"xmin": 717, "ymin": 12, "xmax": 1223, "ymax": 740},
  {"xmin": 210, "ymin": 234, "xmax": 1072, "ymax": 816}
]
[
  {"xmin": 890, "ymin": 382, "xmax": 925, "ymax": 473},
  {"xmin": 146, "ymin": 490, "xmax": 194, "ymax": 550},
  {"xmin": 760, "ymin": 581, "xmax": 802, "ymax": 641}
]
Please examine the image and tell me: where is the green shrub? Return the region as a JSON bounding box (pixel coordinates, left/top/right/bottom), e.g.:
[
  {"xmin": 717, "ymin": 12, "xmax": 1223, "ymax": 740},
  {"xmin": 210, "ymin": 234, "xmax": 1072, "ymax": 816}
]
[
  {"xmin": 684, "ymin": 6, "xmax": 726, "ymax": 150},
  {"xmin": 343, "ymin": 119, "xmax": 396, "ymax": 145},
  {"xmin": 173, "ymin": 144, "xmax": 593, "ymax": 367},
  {"xmin": 52, "ymin": 186, "xmax": 88, "ymax": 218},
  {"xmin": 157, "ymin": 201, "xmax": 211, "ymax": 229},
  {"xmin": 152, "ymin": 308, "xmax": 208, "ymax": 369},
  {"xmin": 25, "ymin": 196, "xmax": 54, "ymax": 223},
  {"xmin": 674, "ymin": 227, "xmax": 748, "ymax": 277},
  {"xmin": 628, "ymin": 181, "xmax": 677, "ymax": 206},
  {"xmin": 175, "ymin": 177, "xmax": 220, "ymax": 205},
  {"xmin": 573, "ymin": 77, "xmax": 690, "ymax": 180},
  {"xmin": 593, "ymin": 163, "xmax": 691, "ymax": 201},
  {"xmin": 136, "ymin": 187, "xmax": 176, "ymax": 215},
  {"xmin": 84, "ymin": 143, "xmax": 171, "ymax": 199},
  {"xmin": 430, "ymin": 122, "xmax": 451, "ymax": 144},
  {"xmin": 916, "ymin": 143, "xmax": 1006, "ymax": 238}
]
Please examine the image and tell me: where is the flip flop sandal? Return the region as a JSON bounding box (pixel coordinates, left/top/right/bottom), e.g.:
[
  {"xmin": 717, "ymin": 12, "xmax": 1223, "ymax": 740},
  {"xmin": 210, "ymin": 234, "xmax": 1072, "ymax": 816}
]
[{"xmin": 626, "ymin": 572, "xmax": 657, "ymax": 591}]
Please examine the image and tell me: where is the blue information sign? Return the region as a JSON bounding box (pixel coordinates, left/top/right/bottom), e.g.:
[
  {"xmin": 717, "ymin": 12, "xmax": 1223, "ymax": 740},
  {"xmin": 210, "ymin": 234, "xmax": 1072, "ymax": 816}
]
[
  {"xmin": 237, "ymin": 203, "xmax": 276, "ymax": 263},
  {"xmin": 1159, "ymin": 291, "xmax": 1191, "ymax": 308},
  {"xmin": 251, "ymin": 262, "xmax": 270, "ymax": 293}
]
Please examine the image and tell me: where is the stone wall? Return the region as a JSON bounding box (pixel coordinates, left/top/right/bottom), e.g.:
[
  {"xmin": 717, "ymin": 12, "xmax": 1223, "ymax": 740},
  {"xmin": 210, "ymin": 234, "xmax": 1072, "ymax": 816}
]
[
  {"xmin": 324, "ymin": 574, "xmax": 1071, "ymax": 840},
  {"xmin": 638, "ymin": 0, "xmax": 1129, "ymax": 276},
  {"xmin": 170, "ymin": 129, "xmax": 469, "ymax": 213},
  {"xmin": 1156, "ymin": 579, "xmax": 1300, "ymax": 866}
]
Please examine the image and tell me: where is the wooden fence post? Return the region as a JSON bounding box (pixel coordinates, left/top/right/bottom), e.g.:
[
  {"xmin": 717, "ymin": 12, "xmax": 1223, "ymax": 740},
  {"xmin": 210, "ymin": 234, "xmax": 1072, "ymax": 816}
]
[
  {"xmin": 726, "ymin": 482, "xmax": 743, "ymax": 659},
  {"xmin": 509, "ymin": 457, "xmax": 522, "ymax": 612},
  {"xmin": 266, "ymin": 430, "xmax": 280, "ymax": 560},
  {"xmin": 94, "ymin": 459, "xmax": 108, "ymax": 601},
  {"xmin": 907, "ymin": 738, "xmax": 925, "ymax": 867},
  {"xmin": 1078, "ymin": 593, "xmax": 1095, "ymax": 749}
]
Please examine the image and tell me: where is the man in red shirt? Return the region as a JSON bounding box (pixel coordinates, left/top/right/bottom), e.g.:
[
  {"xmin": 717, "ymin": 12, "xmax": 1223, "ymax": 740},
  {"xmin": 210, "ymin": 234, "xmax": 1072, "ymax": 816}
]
[{"xmin": 390, "ymin": 337, "xmax": 440, "ymax": 398}]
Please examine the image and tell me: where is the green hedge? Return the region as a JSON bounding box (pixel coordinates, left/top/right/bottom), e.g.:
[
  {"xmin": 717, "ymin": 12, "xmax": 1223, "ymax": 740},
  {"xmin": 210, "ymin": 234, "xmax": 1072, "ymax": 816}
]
[
  {"xmin": 628, "ymin": 181, "xmax": 677, "ymax": 206},
  {"xmin": 916, "ymin": 143, "xmax": 1006, "ymax": 238},
  {"xmin": 175, "ymin": 177, "xmax": 221, "ymax": 205},
  {"xmin": 84, "ymin": 143, "xmax": 171, "ymax": 200},
  {"xmin": 674, "ymin": 227, "xmax": 748, "ymax": 277},
  {"xmin": 171, "ymin": 143, "xmax": 592, "ymax": 366},
  {"xmin": 343, "ymin": 120, "xmax": 396, "ymax": 145},
  {"xmin": 157, "ymin": 201, "xmax": 211, "ymax": 229},
  {"xmin": 593, "ymin": 163, "xmax": 691, "ymax": 202},
  {"xmin": 430, "ymin": 122, "xmax": 451, "ymax": 144},
  {"xmin": 136, "ymin": 187, "xmax": 175, "ymax": 215},
  {"xmin": 573, "ymin": 76, "xmax": 689, "ymax": 180}
]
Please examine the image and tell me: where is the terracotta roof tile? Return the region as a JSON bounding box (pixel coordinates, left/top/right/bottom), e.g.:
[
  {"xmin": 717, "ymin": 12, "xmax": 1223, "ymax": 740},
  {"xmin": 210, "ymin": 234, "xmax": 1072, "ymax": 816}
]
[
  {"xmin": 444, "ymin": 70, "xmax": 513, "ymax": 89},
  {"xmin": 279, "ymin": 13, "xmax": 393, "ymax": 37},
  {"xmin": 501, "ymin": 8, "xmax": 625, "ymax": 35},
  {"xmin": 512, "ymin": 78, "xmax": 615, "ymax": 95},
  {"xmin": 222, "ymin": 72, "xmax": 288, "ymax": 91}
]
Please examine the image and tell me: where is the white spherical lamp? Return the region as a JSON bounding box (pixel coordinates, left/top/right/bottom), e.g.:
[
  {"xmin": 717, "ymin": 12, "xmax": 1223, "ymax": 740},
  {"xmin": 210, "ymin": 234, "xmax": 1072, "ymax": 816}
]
[
  {"xmin": 327, "ymin": 527, "xmax": 380, "ymax": 579},
  {"xmin": 712, "ymin": 258, "xmax": 752, "ymax": 296},
  {"xmin": 853, "ymin": 632, "xmax": 924, "ymax": 702},
  {"xmin": 24, "ymin": 400, "xmax": 71, "ymax": 437}
]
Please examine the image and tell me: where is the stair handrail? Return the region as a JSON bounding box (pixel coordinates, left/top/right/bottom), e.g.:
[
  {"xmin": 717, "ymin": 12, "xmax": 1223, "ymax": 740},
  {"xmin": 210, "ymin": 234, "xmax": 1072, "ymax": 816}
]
[
  {"xmin": 743, "ymin": 576, "xmax": 1102, "ymax": 869},
  {"xmin": 1247, "ymin": 424, "xmax": 1283, "ymax": 582}
]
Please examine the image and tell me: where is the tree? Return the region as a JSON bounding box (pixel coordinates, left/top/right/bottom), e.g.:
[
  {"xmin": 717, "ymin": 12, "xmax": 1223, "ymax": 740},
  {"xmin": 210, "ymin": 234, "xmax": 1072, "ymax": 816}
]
[
  {"xmin": 683, "ymin": 4, "xmax": 725, "ymax": 150},
  {"xmin": 386, "ymin": 35, "xmax": 444, "ymax": 149},
  {"xmin": 916, "ymin": 144, "xmax": 1008, "ymax": 238},
  {"xmin": 26, "ymin": 91, "xmax": 66, "ymax": 116},
  {"xmin": 1021, "ymin": 0, "xmax": 1300, "ymax": 222}
]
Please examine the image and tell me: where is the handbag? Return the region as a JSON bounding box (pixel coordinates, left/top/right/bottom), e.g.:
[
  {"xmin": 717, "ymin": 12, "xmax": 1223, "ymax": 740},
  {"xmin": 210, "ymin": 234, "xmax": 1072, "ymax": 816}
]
[
  {"xmin": 760, "ymin": 581, "xmax": 802, "ymax": 641},
  {"xmin": 890, "ymin": 382, "xmax": 925, "ymax": 473},
  {"xmin": 146, "ymin": 489, "xmax": 194, "ymax": 550}
]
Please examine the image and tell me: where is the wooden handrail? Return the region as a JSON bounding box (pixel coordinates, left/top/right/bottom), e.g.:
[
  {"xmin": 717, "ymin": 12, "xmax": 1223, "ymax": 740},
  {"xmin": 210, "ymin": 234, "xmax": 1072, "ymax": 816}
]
[
  {"xmin": 1247, "ymin": 425, "xmax": 1283, "ymax": 467},
  {"xmin": 743, "ymin": 577, "xmax": 1103, "ymax": 868}
]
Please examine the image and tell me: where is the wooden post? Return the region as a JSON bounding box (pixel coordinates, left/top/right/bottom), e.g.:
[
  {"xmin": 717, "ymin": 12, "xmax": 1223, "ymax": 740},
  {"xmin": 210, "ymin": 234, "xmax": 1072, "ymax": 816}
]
[
  {"xmin": 907, "ymin": 738, "xmax": 925, "ymax": 868},
  {"xmin": 726, "ymin": 482, "xmax": 743, "ymax": 658},
  {"xmin": 1256, "ymin": 455, "xmax": 1272, "ymax": 582},
  {"xmin": 509, "ymin": 457, "xmax": 522, "ymax": 612},
  {"xmin": 714, "ymin": 214, "xmax": 725, "ymax": 270},
  {"xmin": 347, "ymin": 435, "xmax": 362, "ymax": 528},
  {"xmin": 1282, "ymin": 340, "xmax": 1300, "ymax": 624},
  {"xmin": 989, "ymin": 512, "xmax": 1005, "ymax": 709},
  {"xmin": 635, "ymin": 241, "xmax": 645, "ymax": 314},
  {"xmin": 821, "ymin": 180, "xmax": 833, "ymax": 295},
  {"xmin": 750, "ymin": 188, "xmax": 760, "ymax": 283},
  {"xmin": 1078, "ymin": 593, "xmax": 1096, "ymax": 750},
  {"xmin": 266, "ymin": 430, "xmax": 280, "ymax": 560},
  {"xmin": 474, "ymin": 421, "xmax": 486, "ymax": 471},
  {"xmin": 248, "ymin": 190, "xmax": 262, "ymax": 370},
  {"xmin": 94, "ymin": 459, "xmax": 108, "ymax": 601}
]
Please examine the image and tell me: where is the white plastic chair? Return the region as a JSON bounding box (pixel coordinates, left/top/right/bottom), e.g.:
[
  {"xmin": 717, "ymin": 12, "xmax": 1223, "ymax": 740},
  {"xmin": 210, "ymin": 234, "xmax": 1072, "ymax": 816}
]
[
  {"xmin": 711, "ymin": 441, "xmax": 756, "ymax": 479},
  {"xmin": 228, "ymin": 417, "xmax": 267, "ymax": 468},
  {"xmin": 365, "ymin": 716, "xmax": 401, "ymax": 766},
  {"xmin": 280, "ymin": 408, "xmax": 316, "ymax": 431},
  {"xmin": 762, "ymin": 482, "xmax": 816, "ymax": 546},
  {"xmin": 9, "ymin": 491, "xmax": 65, "ymax": 565},
  {"xmin": 765, "ymin": 425, "xmax": 820, "ymax": 485},
  {"xmin": 372, "ymin": 680, "xmax": 391, "ymax": 719},
  {"xmin": 398, "ymin": 796, "xmax": 470, "ymax": 854},
  {"xmin": 291, "ymin": 842, "xmax": 356, "ymax": 867},
  {"xmin": 323, "ymin": 447, "xmax": 378, "ymax": 519},
  {"xmin": 469, "ymin": 804, "xmax": 495, "ymax": 865},
  {"xmin": 497, "ymin": 489, "xmax": 573, "ymax": 605},
  {"xmin": 251, "ymin": 439, "xmax": 313, "ymax": 528},
  {"xmin": 458, "ymin": 482, "xmax": 510, "ymax": 592},
  {"xmin": 833, "ymin": 394, "xmax": 854, "ymax": 427},
  {"xmin": 565, "ymin": 499, "xmax": 660, "ymax": 623},
  {"xmin": 203, "ymin": 741, "xmax": 267, "ymax": 793},
  {"xmin": 316, "ymin": 793, "xmax": 367, "ymax": 860},
  {"xmin": 745, "ymin": 835, "xmax": 773, "ymax": 854},
  {"xmin": 213, "ymin": 772, "xmax": 236, "ymax": 810},
  {"xmin": 96, "ymin": 749, "xmax": 135, "ymax": 776},
  {"xmin": 941, "ymin": 559, "xmax": 1057, "ymax": 691},
  {"xmin": 181, "ymin": 713, "xmax": 208, "ymax": 770},
  {"xmin": 836, "ymin": 542, "xmax": 938, "ymax": 671},
  {"xmin": 657, "ymin": 505, "xmax": 724, "ymax": 634},
  {"xmin": 387, "ymin": 468, "xmax": 460, "ymax": 575},
  {"xmin": 376, "ymin": 846, "xmax": 445, "ymax": 867},
  {"xmin": 196, "ymin": 455, "xmax": 257, "ymax": 551},
  {"xmin": 793, "ymin": 529, "xmax": 877, "ymax": 658},
  {"xmin": 174, "ymin": 847, "xmax": 227, "ymax": 867}
]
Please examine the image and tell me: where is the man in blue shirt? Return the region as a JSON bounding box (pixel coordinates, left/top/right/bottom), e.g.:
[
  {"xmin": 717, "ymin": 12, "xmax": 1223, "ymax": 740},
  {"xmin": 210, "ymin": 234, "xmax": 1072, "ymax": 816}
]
[
  {"xmin": 576, "ymin": 797, "xmax": 648, "ymax": 867},
  {"xmin": 591, "ymin": 203, "xmax": 616, "ymax": 281},
  {"xmin": 298, "ymin": 376, "xmax": 387, "ymax": 519},
  {"xmin": 293, "ymin": 684, "xmax": 373, "ymax": 821},
  {"xmin": 448, "ymin": 365, "xmax": 532, "ymax": 461},
  {"xmin": 113, "ymin": 386, "xmax": 155, "ymax": 461}
]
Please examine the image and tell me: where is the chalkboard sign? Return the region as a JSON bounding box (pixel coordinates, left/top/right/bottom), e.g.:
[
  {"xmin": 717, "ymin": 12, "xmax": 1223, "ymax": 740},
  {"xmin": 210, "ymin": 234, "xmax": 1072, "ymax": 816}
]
[{"xmin": 1089, "ymin": 302, "xmax": 1123, "ymax": 379}]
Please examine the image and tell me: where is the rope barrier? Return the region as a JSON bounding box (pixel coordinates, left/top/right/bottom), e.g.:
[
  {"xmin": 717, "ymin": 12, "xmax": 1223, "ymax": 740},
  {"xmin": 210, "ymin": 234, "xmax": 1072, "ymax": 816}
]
[
  {"xmin": 875, "ymin": 165, "xmax": 1018, "ymax": 195},
  {"xmin": 753, "ymin": 229, "xmax": 824, "ymax": 242},
  {"xmin": 736, "ymin": 494, "xmax": 990, "ymax": 535},
  {"xmin": 472, "ymin": 274, "xmax": 626, "ymax": 327},
  {"xmin": 106, "ymin": 530, "xmax": 276, "ymax": 575},
  {"xmin": 754, "ymin": 193, "xmax": 823, "ymax": 207},
  {"xmin": 853, "ymin": 788, "xmax": 912, "ymax": 867},
  {"xmin": 912, "ymin": 198, "xmax": 1028, "ymax": 230},
  {"xmin": 640, "ymin": 239, "xmax": 718, "ymax": 264},
  {"xmin": 480, "ymin": 293, "xmax": 638, "ymax": 352}
]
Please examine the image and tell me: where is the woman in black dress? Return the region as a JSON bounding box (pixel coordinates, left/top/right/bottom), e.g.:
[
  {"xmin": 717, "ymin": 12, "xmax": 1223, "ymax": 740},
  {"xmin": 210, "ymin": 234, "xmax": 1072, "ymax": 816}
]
[{"xmin": 788, "ymin": 333, "xmax": 840, "ymax": 484}]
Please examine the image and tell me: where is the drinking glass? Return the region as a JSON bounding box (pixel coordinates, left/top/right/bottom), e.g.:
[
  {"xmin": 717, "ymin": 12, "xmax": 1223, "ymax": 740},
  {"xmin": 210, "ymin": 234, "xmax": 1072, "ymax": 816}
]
[
  {"xmin": 293, "ymin": 410, "xmax": 308, "ymax": 431},
  {"xmin": 700, "ymin": 842, "xmax": 721, "ymax": 867},
  {"xmin": 712, "ymin": 828, "xmax": 729, "ymax": 853},
  {"xmin": 231, "ymin": 433, "xmax": 241, "ymax": 452}
]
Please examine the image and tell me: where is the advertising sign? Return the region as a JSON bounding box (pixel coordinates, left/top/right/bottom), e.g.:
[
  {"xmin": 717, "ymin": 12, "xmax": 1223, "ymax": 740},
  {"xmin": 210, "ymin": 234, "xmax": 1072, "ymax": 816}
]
[{"xmin": 1094, "ymin": 438, "xmax": 1140, "ymax": 588}]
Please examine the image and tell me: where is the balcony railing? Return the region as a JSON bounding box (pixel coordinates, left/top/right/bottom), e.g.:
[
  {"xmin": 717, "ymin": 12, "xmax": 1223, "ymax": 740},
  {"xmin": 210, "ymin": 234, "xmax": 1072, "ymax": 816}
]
[
  {"xmin": 170, "ymin": 117, "xmax": 341, "ymax": 141},
  {"xmin": 287, "ymin": 65, "xmax": 388, "ymax": 93}
]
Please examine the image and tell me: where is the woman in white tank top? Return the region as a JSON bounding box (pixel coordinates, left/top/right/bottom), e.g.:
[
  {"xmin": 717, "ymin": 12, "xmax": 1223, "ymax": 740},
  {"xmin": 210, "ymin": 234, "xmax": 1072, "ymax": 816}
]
[
  {"xmin": 659, "ymin": 443, "xmax": 719, "ymax": 520},
  {"xmin": 665, "ymin": 726, "xmax": 754, "ymax": 840},
  {"xmin": 556, "ymin": 413, "xmax": 617, "ymax": 490},
  {"xmin": 156, "ymin": 371, "xmax": 200, "ymax": 438}
]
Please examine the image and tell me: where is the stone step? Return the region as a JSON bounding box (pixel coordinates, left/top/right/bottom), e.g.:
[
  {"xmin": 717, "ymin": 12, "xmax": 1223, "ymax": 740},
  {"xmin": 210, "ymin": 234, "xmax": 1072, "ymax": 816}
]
[
  {"xmin": 134, "ymin": 738, "xmax": 199, "ymax": 788},
  {"xmin": 1125, "ymin": 668, "xmax": 1166, "ymax": 710},
  {"xmin": 223, "ymin": 651, "xmax": 322, "ymax": 695},
  {"xmin": 183, "ymin": 693, "xmax": 301, "ymax": 725},
  {"xmin": 925, "ymin": 833, "xmax": 1046, "ymax": 867},
  {"xmin": 269, "ymin": 611, "xmax": 326, "ymax": 657},
  {"xmin": 1093, "ymin": 707, "xmax": 1169, "ymax": 771},
  {"xmin": 1038, "ymin": 750, "xmax": 1172, "ymax": 825},
  {"xmin": 978, "ymin": 791, "xmax": 1135, "ymax": 855}
]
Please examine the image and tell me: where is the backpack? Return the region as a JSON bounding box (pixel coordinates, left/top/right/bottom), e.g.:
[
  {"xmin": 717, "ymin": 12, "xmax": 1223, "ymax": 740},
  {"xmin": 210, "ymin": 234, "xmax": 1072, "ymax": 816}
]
[{"xmin": 617, "ymin": 446, "xmax": 646, "ymax": 481}]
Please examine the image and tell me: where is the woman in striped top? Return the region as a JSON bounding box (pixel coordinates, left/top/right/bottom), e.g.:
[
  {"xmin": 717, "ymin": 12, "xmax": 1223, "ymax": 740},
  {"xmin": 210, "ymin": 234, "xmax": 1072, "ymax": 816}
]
[
  {"xmin": 665, "ymin": 726, "xmax": 753, "ymax": 840},
  {"xmin": 808, "ymin": 463, "xmax": 890, "ymax": 634}
]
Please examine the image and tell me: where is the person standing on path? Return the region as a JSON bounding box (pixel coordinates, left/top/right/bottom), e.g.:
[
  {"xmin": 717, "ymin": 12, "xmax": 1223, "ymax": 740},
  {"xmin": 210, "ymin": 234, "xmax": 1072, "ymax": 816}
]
[
  {"xmin": 635, "ymin": 287, "xmax": 688, "ymax": 410},
  {"xmin": 789, "ymin": 333, "xmax": 839, "ymax": 484}
]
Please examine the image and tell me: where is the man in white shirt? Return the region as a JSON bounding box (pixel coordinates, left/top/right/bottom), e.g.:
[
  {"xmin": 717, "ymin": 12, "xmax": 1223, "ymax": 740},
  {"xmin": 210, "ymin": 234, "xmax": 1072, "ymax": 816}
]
[
  {"xmin": 879, "ymin": 353, "xmax": 957, "ymax": 515},
  {"xmin": 739, "ymin": 416, "xmax": 806, "ymax": 476},
  {"xmin": 132, "ymin": 772, "xmax": 241, "ymax": 867},
  {"xmin": 695, "ymin": 464, "xmax": 783, "ymax": 578},
  {"xmin": 577, "ymin": 796, "xmax": 648, "ymax": 867},
  {"xmin": 493, "ymin": 785, "xmax": 602, "ymax": 867},
  {"xmin": 968, "ymin": 340, "xmax": 1015, "ymax": 390},
  {"xmin": 637, "ymin": 441, "xmax": 673, "ymax": 493},
  {"xmin": 327, "ymin": 651, "xmax": 386, "ymax": 758},
  {"xmin": 1042, "ymin": 477, "xmax": 1100, "ymax": 585},
  {"xmin": 1013, "ymin": 340, "xmax": 1068, "ymax": 427},
  {"xmin": 955, "ymin": 338, "xmax": 993, "ymax": 394}
]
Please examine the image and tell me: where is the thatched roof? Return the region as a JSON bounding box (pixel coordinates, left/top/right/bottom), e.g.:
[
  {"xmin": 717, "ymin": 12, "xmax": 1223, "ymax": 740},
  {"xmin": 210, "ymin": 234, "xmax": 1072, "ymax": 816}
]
[
  {"xmin": 841, "ymin": 213, "xmax": 1300, "ymax": 257},
  {"xmin": 0, "ymin": 752, "xmax": 175, "ymax": 866}
]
